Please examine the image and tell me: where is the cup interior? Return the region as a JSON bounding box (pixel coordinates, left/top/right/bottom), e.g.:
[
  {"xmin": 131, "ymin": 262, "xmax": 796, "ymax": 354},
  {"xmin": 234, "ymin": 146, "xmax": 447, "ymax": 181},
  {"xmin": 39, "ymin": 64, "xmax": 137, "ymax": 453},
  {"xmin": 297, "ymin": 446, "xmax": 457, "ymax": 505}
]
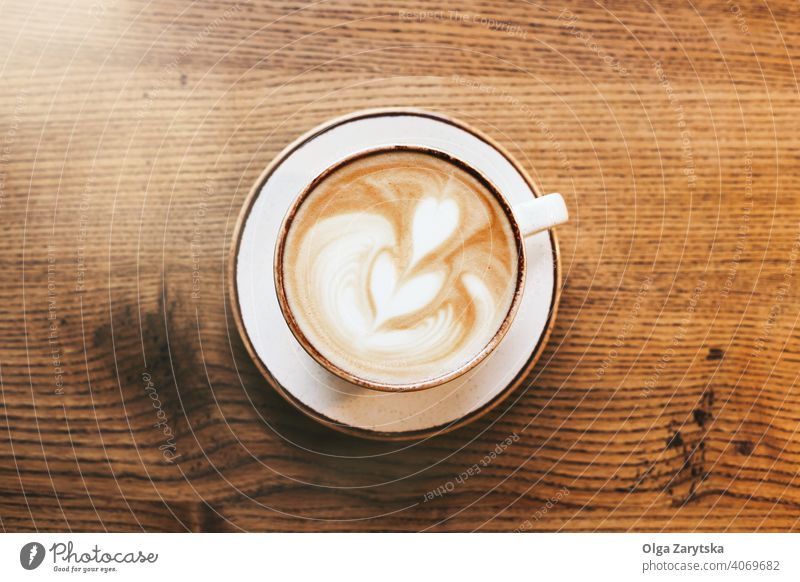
[{"xmin": 274, "ymin": 145, "xmax": 527, "ymax": 392}]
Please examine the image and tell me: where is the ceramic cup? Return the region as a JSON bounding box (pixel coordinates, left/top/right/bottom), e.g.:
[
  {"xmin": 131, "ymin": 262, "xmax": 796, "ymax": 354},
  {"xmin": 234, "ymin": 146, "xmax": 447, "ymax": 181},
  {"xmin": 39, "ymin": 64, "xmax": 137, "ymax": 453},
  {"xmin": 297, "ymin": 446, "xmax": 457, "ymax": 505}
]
[{"xmin": 274, "ymin": 145, "xmax": 568, "ymax": 392}]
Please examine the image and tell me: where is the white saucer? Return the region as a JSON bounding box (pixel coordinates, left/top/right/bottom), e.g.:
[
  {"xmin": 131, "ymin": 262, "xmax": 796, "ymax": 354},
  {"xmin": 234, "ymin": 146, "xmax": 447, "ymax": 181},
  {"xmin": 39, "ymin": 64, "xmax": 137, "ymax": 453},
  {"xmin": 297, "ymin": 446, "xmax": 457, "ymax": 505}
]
[{"xmin": 230, "ymin": 109, "xmax": 561, "ymax": 440}]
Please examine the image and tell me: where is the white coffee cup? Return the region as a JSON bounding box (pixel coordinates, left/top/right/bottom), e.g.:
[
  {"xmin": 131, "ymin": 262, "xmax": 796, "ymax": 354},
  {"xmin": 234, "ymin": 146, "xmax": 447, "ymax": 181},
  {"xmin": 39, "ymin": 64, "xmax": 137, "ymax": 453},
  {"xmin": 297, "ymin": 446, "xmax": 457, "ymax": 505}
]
[{"xmin": 274, "ymin": 145, "xmax": 568, "ymax": 392}]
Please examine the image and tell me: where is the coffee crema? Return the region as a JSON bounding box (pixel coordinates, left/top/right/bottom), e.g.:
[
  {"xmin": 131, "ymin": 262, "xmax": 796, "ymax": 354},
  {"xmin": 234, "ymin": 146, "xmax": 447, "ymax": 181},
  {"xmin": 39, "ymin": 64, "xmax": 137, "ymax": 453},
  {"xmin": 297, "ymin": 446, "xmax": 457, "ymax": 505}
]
[{"xmin": 278, "ymin": 149, "xmax": 520, "ymax": 387}]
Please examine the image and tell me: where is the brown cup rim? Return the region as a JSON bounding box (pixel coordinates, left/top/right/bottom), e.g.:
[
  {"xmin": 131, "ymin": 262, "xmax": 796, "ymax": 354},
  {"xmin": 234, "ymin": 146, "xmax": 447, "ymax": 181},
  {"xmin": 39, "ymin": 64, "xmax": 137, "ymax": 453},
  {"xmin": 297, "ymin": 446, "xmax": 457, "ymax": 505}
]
[
  {"xmin": 228, "ymin": 107, "xmax": 562, "ymax": 441},
  {"xmin": 273, "ymin": 145, "xmax": 527, "ymax": 393}
]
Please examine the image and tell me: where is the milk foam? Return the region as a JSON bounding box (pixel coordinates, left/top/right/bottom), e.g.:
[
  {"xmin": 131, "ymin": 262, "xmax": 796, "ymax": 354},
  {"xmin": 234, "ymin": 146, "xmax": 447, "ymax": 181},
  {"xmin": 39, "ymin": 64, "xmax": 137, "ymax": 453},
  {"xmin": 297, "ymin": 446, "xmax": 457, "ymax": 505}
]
[{"xmin": 281, "ymin": 151, "xmax": 518, "ymax": 386}]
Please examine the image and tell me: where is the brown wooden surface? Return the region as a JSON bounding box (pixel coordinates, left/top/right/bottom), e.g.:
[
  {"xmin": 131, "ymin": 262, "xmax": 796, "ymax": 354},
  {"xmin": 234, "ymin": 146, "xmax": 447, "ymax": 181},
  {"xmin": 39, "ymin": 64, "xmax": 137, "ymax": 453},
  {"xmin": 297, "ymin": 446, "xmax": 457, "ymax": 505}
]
[{"xmin": 1, "ymin": 0, "xmax": 799, "ymax": 532}]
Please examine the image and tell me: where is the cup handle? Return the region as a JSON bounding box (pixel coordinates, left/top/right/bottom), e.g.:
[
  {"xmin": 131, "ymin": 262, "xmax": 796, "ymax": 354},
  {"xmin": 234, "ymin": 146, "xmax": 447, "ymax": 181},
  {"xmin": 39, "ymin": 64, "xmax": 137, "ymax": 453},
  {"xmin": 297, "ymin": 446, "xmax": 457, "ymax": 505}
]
[{"xmin": 511, "ymin": 193, "xmax": 569, "ymax": 237}]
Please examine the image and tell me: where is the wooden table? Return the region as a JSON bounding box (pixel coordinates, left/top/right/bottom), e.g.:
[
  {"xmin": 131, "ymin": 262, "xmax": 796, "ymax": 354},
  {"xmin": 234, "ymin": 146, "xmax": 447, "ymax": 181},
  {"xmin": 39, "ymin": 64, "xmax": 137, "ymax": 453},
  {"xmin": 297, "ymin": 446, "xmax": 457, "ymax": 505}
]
[{"xmin": 1, "ymin": 0, "xmax": 799, "ymax": 532}]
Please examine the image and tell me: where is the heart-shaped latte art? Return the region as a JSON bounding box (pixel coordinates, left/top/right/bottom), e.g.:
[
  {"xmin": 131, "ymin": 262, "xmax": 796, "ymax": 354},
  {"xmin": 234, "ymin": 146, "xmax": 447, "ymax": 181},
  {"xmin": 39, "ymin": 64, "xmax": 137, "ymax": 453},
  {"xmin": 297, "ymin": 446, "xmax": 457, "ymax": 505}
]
[
  {"xmin": 410, "ymin": 196, "xmax": 460, "ymax": 267},
  {"xmin": 370, "ymin": 250, "xmax": 444, "ymax": 328}
]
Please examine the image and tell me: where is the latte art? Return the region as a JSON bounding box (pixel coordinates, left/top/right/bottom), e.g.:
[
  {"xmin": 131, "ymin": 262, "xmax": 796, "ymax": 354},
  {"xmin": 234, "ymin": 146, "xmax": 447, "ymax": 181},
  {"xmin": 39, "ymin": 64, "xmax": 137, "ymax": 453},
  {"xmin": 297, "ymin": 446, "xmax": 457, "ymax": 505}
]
[{"xmin": 279, "ymin": 150, "xmax": 520, "ymax": 387}]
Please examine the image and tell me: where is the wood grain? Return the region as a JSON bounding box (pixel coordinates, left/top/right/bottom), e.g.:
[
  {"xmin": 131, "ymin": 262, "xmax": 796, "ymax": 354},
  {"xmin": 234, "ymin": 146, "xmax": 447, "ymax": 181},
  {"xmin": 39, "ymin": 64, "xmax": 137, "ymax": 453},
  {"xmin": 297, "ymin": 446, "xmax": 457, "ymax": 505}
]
[{"xmin": 1, "ymin": 0, "xmax": 799, "ymax": 532}]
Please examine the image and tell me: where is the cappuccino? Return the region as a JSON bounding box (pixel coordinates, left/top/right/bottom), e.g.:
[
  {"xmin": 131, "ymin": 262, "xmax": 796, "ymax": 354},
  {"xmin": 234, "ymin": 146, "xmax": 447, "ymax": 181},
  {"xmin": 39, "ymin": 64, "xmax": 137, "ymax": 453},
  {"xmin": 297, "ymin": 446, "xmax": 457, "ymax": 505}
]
[{"xmin": 278, "ymin": 149, "xmax": 520, "ymax": 387}]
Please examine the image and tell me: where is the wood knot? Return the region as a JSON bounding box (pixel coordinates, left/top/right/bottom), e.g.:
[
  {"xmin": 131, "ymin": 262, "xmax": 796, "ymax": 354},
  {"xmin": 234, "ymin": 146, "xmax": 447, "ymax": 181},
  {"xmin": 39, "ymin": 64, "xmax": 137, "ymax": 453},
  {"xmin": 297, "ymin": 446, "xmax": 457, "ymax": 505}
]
[
  {"xmin": 693, "ymin": 408, "xmax": 712, "ymax": 428},
  {"xmin": 666, "ymin": 431, "xmax": 684, "ymax": 449}
]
